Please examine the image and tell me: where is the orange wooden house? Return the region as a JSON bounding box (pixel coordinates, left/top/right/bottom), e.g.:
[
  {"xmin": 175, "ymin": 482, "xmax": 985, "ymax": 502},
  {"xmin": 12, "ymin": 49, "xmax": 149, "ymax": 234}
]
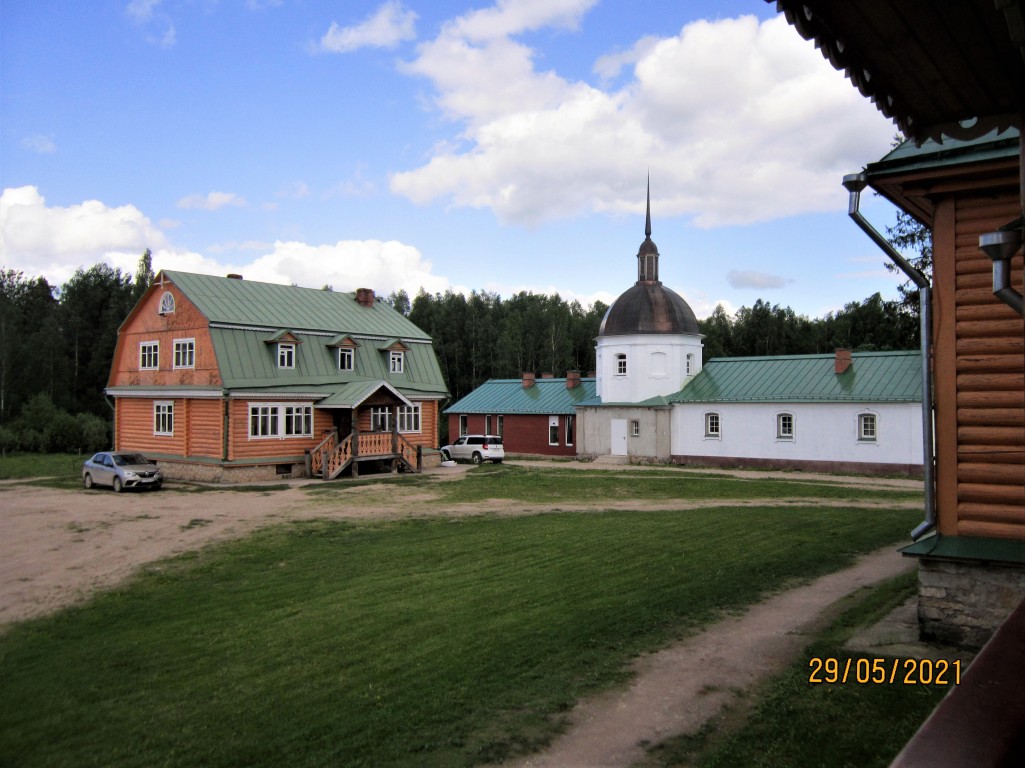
[{"xmin": 106, "ymin": 271, "xmax": 448, "ymax": 481}]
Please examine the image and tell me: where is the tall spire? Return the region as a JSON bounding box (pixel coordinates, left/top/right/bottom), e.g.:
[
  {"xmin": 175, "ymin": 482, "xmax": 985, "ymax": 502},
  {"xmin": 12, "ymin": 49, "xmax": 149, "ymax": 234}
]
[
  {"xmin": 645, "ymin": 174, "xmax": 652, "ymax": 239},
  {"xmin": 637, "ymin": 176, "xmax": 659, "ymax": 283}
]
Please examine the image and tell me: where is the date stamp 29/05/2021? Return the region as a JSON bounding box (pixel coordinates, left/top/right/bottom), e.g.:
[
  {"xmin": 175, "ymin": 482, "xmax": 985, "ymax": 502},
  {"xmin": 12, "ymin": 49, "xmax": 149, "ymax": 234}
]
[{"xmin": 808, "ymin": 657, "xmax": 962, "ymax": 686}]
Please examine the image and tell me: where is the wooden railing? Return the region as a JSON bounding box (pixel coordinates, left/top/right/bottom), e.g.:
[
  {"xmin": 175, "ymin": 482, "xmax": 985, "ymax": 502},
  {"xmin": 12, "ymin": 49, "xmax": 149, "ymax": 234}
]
[
  {"xmin": 309, "ymin": 430, "xmax": 338, "ymax": 476},
  {"xmin": 310, "ymin": 429, "xmax": 421, "ymax": 479}
]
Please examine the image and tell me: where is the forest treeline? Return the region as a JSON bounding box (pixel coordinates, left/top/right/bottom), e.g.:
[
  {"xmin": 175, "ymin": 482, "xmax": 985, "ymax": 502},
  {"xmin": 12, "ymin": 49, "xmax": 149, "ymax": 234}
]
[{"xmin": 1, "ymin": 250, "xmax": 920, "ymax": 451}]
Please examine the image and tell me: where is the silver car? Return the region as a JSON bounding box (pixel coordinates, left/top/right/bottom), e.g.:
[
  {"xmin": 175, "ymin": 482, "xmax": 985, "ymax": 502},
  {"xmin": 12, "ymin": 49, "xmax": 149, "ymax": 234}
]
[
  {"xmin": 441, "ymin": 435, "xmax": 505, "ymax": 465},
  {"xmin": 82, "ymin": 452, "xmax": 163, "ymax": 492}
]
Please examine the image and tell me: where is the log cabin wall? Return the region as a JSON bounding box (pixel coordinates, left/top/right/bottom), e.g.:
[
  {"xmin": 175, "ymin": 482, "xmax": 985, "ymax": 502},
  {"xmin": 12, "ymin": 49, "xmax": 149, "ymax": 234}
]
[{"xmin": 932, "ymin": 190, "xmax": 1025, "ymax": 541}]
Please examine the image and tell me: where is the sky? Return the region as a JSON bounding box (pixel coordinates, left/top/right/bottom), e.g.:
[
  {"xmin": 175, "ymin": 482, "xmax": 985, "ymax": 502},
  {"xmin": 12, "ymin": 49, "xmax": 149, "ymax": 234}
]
[{"xmin": 1, "ymin": 0, "xmax": 908, "ymax": 320}]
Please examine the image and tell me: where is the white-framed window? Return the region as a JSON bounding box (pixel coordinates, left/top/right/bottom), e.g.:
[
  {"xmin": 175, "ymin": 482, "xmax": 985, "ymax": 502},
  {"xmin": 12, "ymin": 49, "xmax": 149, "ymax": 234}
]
[
  {"xmin": 277, "ymin": 343, "xmax": 296, "ymax": 369},
  {"xmin": 686, "ymin": 353, "xmax": 695, "ymax": 375},
  {"xmin": 459, "ymin": 414, "xmax": 468, "ymax": 436},
  {"xmin": 497, "ymin": 415, "xmax": 504, "ymax": 436},
  {"xmin": 704, "ymin": 412, "xmax": 720, "ymax": 438},
  {"xmin": 858, "ymin": 413, "xmax": 877, "ymax": 442},
  {"xmin": 616, "ymin": 353, "xmax": 627, "ymax": 376},
  {"xmin": 173, "ymin": 338, "xmax": 195, "ymax": 369},
  {"xmin": 398, "ymin": 404, "xmax": 421, "ymax": 433},
  {"xmin": 248, "ymin": 403, "xmax": 313, "ymax": 439},
  {"xmin": 631, "ymin": 419, "xmax": 640, "ymax": 437},
  {"xmin": 777, "ymin": 412, "xmax": 794, "ymax": 440},
  {"xmin": 158, "ymin": 292, "xmax": 175, "ymax": 315},
  {"xmin": 485, "ymin": 415, "xmax": 492, "ymax": 434},
  {"xmin": 389, "ymin": 350, "xmax": 405, "ymax": 374},
  {"xmin": 338, "ymin": 347, "xmax": 354, "ymax": 371},
  {"xmin": 284, "ymin": 405, "xmax": 313, "ymax": 437},
  {"xmin": 140, "ymin": 341, "xmax": 159, "ymax": 370},
  {"xmin": 566, "ymin": 415, "xmax": 575, "ymax": 446},
  {"xmin": 154, "ymin": 401, "xmax": 174, "ymax": 436},
  {"xmin": 548, "ymin": 416, "xmax": 559, "ymax": 446},
  {"xmin": 371, "ymin": 406, "xmax": 391, "ymax": 432}
]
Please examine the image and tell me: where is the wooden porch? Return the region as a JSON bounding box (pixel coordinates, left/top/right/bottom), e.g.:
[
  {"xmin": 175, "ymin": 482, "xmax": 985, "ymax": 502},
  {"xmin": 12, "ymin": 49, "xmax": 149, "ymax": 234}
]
[{"xmin": 307, "ymin": 428, "xmax": 422, "ymax": 480}]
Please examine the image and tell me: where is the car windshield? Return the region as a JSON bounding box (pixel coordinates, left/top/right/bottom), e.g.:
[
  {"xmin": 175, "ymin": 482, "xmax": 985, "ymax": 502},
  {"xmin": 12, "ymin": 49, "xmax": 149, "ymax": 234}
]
[
  {"xmin": 488, "ymin": 437, "xmax": 503, "ymax": 445},
  {"xmin": 113, "ymin": 453, "xmax": 150, "ymax": 466}
]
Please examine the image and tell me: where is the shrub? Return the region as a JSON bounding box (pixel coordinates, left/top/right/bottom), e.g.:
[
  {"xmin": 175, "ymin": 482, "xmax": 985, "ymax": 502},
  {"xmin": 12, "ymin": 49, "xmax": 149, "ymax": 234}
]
[
  {"xmin": 77, "ymin": 413, "xmax": 110, "ymax": 453},
  {"xmin": 45, "ymin": 410, "xmax": 81, "ymax": 453}
]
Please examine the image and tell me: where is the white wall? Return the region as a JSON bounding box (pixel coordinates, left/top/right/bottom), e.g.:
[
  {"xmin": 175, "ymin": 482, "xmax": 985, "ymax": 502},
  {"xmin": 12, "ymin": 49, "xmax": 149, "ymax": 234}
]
[
  {"xmin": 596, "ymin": 333, "xmax": 703, "ymax": 403},
  {"xmin": 671, "ymin": 401, "xmax": 923, "ymax": 467}
]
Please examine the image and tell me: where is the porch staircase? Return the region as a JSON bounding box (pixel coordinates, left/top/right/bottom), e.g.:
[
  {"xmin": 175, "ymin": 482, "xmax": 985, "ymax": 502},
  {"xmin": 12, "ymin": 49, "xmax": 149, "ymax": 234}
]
[{"xmin": 310, "ymin": 429, "xmax": 420, "ymax": 480}]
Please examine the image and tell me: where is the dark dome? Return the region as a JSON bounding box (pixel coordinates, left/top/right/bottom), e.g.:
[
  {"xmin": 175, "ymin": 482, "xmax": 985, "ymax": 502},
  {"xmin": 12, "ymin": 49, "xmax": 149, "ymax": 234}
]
[{"xmin": 599, "ymin": 281, "xmax": 700, "ymax": 336}]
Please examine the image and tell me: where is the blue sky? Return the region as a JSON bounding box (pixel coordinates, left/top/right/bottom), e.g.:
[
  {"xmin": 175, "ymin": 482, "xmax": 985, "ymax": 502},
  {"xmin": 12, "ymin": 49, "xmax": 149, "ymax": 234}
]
[{"xmin": 1, "ymin": 0, "xmax": 906, "ymax": 319}]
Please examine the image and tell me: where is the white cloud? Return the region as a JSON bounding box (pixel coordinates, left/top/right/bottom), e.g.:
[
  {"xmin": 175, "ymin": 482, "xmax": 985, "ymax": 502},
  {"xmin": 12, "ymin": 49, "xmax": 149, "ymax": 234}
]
[
  {"xmin": 316, "ymin": 1, "xmax": 418, "ymax": 54},
  {"xmin": 21, "ymin": 134, "xmax": 57, "ymax": 155},
  {"xmin": 176, "ymin": 191, "xmax": 247, "ymax": 211},
  {"xmin": 277, "ymin": 181, "xmax": 311, "ymax": 199},
  {"xmin": 392, "ymin": 12, "xmax": 894, "ymax": 228},
  {"xmin": 126, "ymin": 0, "xmax": 161, "ymax": 24},
  {"xmin": 0, "ymin": 186, "xmax": 171, "ymax": 285},
  {"xmin": 727, "ymin": 270, "xmax": 791, "ymax": 290},
  {"xmin": 0, "ymin": 186, "xmax": 451, "ymax": 298}
]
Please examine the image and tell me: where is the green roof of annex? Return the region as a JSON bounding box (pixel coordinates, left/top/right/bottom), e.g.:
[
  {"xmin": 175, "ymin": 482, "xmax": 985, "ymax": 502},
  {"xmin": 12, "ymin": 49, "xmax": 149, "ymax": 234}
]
[
  {"xmin": 444, "ymin": 376, "xmax": 597, "ymax": 415},
  {"xmin": 670, "ymin": 350, "xmax": 921, "ymax": 404}
]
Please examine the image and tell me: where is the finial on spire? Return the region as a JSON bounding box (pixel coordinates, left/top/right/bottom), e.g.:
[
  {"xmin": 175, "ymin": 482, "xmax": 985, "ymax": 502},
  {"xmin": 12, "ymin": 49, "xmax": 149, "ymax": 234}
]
[{"xmin": 645, "ymin": 174, "xmax": 651, "ymax": 239}]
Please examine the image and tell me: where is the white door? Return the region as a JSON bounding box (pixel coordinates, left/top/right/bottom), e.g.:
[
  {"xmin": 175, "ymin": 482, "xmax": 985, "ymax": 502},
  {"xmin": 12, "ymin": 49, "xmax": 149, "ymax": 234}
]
[{"xmin": 610, "ymin": 419, "xmax": 628, "ymax": 456}]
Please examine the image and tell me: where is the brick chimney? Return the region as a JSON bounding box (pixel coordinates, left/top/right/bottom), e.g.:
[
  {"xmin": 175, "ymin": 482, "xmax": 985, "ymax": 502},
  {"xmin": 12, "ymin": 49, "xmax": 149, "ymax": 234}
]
[
  {"xmin": 835, "ymin": 349, "xmax": 852, "ymax": 374},
  {"xmin": 522, "ymin": 372, "xmax": 536, "ymax": 388},
  {"xmin": 226, "ymin": 273, "xmax": 243, "ymax": 280},
  {"xmin": 566, "ymin": 370, "xmax": 581, "ymax": 389},
  {"xmin": 587, "ymin": 371, "xmax": 596, "ymax": 379},
  {"xmin": 355, "ymin": 288, "xmax": 375, "ymax": 308}
]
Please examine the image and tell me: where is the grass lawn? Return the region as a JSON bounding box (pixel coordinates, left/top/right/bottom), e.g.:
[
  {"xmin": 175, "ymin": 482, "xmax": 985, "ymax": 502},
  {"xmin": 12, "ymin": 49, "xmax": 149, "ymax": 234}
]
[
  {"xmin": 0, "ymin": 464, "xmax": 922, "ymax": 768},
  {"xmin": 0, "ymin": 452, "xmax": 85, "ymax": 480}
]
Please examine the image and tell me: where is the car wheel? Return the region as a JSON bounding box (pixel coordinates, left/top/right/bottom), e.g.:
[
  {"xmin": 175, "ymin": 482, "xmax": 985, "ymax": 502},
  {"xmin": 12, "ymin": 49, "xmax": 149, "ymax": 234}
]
[
  {"xmin": 113, "ymin": 477, "xmax": 123, "ymax": 493},
  {"xmin": 152, "ymin": 482, "xmax": 163, "ymax": 491},
  {"xmin": 83, "ymin": 473, "xmax": 93, "ymax": 489},
  {"xmin": 441, "ymin": 450, "xmax": 451, "ymax": 461},
  {"xmin": 472, "ymin": 452, "xmax": 483, "ymax": 465},
  {"xmin": 493, "ymin": 459, "xmax": 503, "ymax": 464}
]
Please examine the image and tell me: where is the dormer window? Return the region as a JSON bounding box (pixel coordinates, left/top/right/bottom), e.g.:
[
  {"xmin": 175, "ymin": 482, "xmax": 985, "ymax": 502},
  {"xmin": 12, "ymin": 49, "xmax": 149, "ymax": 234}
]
[
  {"xmin": 158, "ymin": 292, "xmax": 175, "ymax": 315},
  {"xmin": 339, "ymin": 347, "xmax": 354, "ymax": 371},
  {"xmin": 390, "ymin": 350, "xmax": 404, "ymax": 374},
  {"xmin": 278, "ymin": 343, "xmax": 295, "ymax": 369}
]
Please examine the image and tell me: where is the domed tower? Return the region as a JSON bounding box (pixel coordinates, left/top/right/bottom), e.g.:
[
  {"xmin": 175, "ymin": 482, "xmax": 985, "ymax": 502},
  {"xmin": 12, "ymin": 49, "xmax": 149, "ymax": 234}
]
[{"xmin": 596, "ymin": 182, "xmax": 704, "ymax": 403}]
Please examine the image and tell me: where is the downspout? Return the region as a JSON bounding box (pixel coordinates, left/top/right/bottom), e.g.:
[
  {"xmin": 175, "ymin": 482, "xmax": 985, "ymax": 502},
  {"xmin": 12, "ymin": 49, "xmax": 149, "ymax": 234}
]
[{"xmin": 842, "ymin": 173, "xmax": 936, "ymax": 540}]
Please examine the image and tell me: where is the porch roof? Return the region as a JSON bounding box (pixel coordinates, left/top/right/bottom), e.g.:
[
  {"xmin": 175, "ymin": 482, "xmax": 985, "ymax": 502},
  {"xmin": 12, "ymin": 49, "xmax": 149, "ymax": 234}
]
[{"xmin": 315, "ymin": 380, "xmax": 413, "ymax": 409}]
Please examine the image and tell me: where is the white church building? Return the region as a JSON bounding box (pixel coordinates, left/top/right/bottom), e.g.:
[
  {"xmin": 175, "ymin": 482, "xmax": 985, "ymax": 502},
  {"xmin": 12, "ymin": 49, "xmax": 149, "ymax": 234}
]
[{"xmin": 576, "ymin": 191, "xmax": 923, "ymax": 476}]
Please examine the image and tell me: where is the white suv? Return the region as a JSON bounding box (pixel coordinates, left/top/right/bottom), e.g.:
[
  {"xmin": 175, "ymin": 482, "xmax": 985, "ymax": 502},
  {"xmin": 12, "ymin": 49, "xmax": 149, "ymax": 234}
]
[{"xmin": 441, "ymin": 434, "xmax": 505, "ymax": 464}]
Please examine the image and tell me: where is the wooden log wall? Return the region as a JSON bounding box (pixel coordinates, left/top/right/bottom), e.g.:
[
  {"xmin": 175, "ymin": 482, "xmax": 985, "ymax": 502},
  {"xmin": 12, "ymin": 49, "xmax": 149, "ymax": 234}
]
[{"xmin": 949, "ymin": 195, "xmax": 1025, "ymax": 539}]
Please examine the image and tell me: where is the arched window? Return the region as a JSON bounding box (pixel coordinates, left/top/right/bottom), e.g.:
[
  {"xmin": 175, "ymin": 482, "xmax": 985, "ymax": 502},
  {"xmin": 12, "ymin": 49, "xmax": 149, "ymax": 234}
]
[
  {"xmin": 704, "ymin": 412, "xmax": 720, "ymax": 438},
  {"xmin": 158, "ymin": 292, "xmax": 175, "ymax": 315}
]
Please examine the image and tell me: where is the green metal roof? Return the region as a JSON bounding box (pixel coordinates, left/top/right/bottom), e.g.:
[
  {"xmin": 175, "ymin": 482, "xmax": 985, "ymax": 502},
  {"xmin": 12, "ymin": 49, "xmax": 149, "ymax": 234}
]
[
  {"xmin": 161, "ymin": 270, "xmax": 430, "ymax": 340},
  {"xmin": 316, "ymin": 381, "xmax": 413, "ymax": 409},
  {"xmin": 865, "ymin": 127, "xmax": 1020, "ymax": 178},
  {"xmin": 670, "ymin": 350, "xmax": 921, "ymax": 404},
  {"xmin": 444, "ymin": 377, "xmax": 597, "ymax": 415},
  {"xmin": 209, "ymin": 327, "xmax": 447, "ymax": 397}
]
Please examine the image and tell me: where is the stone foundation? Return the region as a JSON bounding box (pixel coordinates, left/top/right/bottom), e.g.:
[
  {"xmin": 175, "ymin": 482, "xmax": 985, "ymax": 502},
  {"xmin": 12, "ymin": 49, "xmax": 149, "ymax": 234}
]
[
  {"xmin": 157, "ymin": 460, "xmax": 306, "ymax": 484},
  {"xmin": 918, "ymin": 559, "xmax": 1025, "ymax": 650}
]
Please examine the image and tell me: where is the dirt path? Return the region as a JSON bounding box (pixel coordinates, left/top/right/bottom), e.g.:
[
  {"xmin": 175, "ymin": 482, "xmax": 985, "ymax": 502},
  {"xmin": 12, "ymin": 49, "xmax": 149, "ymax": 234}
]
[
  {"xmin": 0, "ymin": 463, "xmax": 923, "ymax": 767},
  {"xmin": 502, "ymin": 546, "xmax": 915, "ymax": 768}
]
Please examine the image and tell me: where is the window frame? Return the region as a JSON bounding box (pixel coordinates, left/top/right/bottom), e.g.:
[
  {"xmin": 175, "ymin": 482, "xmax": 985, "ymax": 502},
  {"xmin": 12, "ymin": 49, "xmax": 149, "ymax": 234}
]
[
  {"xmin": 615, "ymin": 353, "xmax": 627, "ymax": 376},
  {"xmin": 631, "ymin": 419, "xmax": 640, "ymax": 437},
  {"xmin": 496, "ymin": 415, "xmax": 504, "ymax": 437},
  {"xmin": 459, "ymin": 414, "xmax": 468, "ymax": 436},
  {"xmin": 158, "ymin": 292, "xmax": 175, "ymax": 315},
  {"xmin": 397, "ymin": 404, "xmax": 421, "ymax": 434},
  {"xmin": 704, "ymin": 411, "xmax": 720, "ymax": 438},
  {"xmin": 548, "ymin": 416, "xmax": 559, "ymax": 446},
  {"xmin": 248, "ymin": 402, "xmax": 313, "ymax": 439},
  {"xmin": 565, "ymin": 414, "xmax": 575, "ymax": 446},
  {"xmin": 858, "ymin": 412, "xmax": 878, "ymax": 442},
  {"xmin": 338, "ymin": 347, "xmax": 354, "ymax": 371},
  {"xmin": 140, "ymin": 341, "xmax": 159, "ymax": 371},
  {"xmin": 173, "ymin": 338, "xmax": 195, "ymax": 370},
  {"xmin": 776, "ymin": 412, "xmax": 795, "ymax": 440},
  {"xmin": 277, "ymin": 343, "xmax": 296, "ymax": 369},
  {"xmin": 389, "ymin": 350, "xmax": 405, "ymax": 374},
  {"xmin": 154, "ymin": 401, "xmax": 174, "ymax": 436},
  {"xmin": 371, "ymin": 406, "xmax": 391, "ymax": 433}
]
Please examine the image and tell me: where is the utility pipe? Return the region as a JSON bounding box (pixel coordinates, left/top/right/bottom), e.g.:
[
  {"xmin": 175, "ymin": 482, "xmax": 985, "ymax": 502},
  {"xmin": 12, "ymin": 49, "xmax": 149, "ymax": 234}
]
[{"xmin": 842, "ymin": 173, "xmax": 936, "ymax": 540}]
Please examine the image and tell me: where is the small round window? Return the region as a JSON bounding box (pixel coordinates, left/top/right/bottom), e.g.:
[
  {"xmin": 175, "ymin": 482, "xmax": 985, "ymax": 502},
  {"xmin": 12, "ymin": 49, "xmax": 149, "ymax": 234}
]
[{"xmin": 158, "ymin": 292, "xmax": 175, "ymax": 315}]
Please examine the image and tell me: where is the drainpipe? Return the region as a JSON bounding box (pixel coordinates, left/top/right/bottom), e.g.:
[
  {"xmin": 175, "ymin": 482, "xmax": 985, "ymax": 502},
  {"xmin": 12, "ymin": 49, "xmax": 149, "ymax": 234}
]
[
  {"xmin": 978, "ymin": 222, "xmax": 1024, "ymax": 317},
  {"xmin": 842, "ymin": 173, "xmax": 936, "ymax": 540}
]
